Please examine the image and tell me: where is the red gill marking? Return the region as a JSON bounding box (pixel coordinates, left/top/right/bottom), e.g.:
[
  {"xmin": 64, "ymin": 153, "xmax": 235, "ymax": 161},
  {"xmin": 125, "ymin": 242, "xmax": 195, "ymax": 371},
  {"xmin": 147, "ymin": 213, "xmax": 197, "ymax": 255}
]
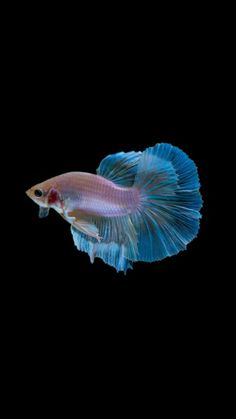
[{"xmin": 48, "ymin": 188, "xmax": 59, "ymax": 205}]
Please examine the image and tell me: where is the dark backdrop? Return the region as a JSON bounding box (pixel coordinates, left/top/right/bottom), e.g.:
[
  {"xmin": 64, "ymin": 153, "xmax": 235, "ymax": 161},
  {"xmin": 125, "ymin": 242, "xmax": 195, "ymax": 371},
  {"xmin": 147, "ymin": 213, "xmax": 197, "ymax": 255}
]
[
  {"xmin": 6, "ymin": 19, "xmax": 218, "ymax": 347},
  {"xmin": 3, "ymin": 13, "xmax": 223, "ymax": 407},
  {"xmin": 14, "ymin": 116, "xmax": 214, "ymax": 305}
]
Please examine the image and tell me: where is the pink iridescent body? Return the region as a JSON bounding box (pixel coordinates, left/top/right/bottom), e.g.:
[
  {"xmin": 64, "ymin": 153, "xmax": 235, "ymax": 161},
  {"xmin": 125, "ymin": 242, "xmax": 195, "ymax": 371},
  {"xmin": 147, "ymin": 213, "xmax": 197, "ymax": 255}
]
[{"xmin": 46, "ymin": 172, "xmax": 140, "ymax": 217}]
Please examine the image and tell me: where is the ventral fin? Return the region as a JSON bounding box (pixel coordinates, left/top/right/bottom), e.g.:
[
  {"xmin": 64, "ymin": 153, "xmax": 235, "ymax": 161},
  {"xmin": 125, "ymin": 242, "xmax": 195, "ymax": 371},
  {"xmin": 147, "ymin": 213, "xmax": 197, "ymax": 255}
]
[
  {"xmin": 97, "ymin": 150, "xmax": 142, "ymax": 186},
  {"xmin": 73, "ymin": 220, "xmax": 101, "ymax": 241},
  {"xmin": 68, "ymin": 210, "xmax": 101, "ymax": 241}
]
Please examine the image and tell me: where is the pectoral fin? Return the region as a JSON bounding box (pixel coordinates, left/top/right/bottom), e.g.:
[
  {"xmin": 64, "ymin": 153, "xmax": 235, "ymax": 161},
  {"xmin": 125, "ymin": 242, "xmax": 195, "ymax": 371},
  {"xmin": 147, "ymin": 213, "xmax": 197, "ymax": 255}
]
[{"xmin": 39, "ymin": 207, "xmax": 50, "ymax": 218}]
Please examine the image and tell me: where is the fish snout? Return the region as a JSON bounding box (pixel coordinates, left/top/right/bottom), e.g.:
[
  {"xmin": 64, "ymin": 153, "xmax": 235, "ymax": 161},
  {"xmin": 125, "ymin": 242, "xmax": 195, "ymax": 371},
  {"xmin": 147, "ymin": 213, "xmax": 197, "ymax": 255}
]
[
  {"xmin": 26, "ymin": 188, "xmax": 35, "ymax": 200},
  {"xmin": 25, "ymin": 188, "xmax": 32, "ymax": 198}
]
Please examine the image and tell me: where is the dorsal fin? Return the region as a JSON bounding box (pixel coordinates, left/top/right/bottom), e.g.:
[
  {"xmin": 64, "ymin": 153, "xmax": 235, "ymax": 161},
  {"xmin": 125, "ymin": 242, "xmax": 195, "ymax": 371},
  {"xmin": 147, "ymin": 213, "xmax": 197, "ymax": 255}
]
[{"xmin": 97, "ymin": 150, "xmax": 142, "ymax": 186}]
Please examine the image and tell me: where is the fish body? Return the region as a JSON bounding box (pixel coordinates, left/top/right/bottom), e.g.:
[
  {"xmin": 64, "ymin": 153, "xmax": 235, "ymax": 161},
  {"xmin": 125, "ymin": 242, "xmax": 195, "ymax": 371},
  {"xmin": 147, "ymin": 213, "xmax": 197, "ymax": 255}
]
[
  {"xmin": 26, "ymin": 143, "xmax": 202, "ymax": 273},
  {"xmin": 40, "ymin": 172, "xmax": 139, "ymax": 217}
]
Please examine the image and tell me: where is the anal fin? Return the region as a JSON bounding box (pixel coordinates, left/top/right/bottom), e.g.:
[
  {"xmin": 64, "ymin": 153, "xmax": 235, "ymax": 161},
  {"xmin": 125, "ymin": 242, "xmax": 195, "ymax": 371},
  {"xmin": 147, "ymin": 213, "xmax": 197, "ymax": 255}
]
[{"xmin": 70, "ymin": 214, "xmax": 139, "ymax": 273}]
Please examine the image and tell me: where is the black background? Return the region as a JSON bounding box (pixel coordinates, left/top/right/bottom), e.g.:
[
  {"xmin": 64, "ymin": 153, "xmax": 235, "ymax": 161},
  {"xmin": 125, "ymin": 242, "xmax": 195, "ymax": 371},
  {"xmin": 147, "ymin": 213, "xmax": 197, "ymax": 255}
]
[
  {"xmin": 4, "ymin": 11, "xmax": 222, "ymax": 397},
  {"xmin": 11, "ymin": 48, "xmax": 216, "ymax": 307},
  {"xmin": 14, "ymin": 115, "xmax": 214, "ymax": 314}
]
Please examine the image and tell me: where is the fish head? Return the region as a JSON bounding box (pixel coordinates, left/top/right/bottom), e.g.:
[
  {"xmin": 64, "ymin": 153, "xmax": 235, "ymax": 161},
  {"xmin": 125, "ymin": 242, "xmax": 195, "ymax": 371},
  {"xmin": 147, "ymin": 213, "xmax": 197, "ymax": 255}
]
[
  {"xmin": 26, "ymin": 181, "xmax": 50, "ymax": 207},
  {"xmin": 26, "ymin": 179, "xmax": 62, "ymax": 212}
]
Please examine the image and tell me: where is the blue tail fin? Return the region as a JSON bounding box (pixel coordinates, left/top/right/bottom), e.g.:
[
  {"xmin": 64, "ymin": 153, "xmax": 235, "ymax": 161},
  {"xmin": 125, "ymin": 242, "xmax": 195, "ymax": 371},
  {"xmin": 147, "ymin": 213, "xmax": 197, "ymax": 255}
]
[{"xmin": 132, "ymin": 143, "xmax": 202, "ymax": 262}]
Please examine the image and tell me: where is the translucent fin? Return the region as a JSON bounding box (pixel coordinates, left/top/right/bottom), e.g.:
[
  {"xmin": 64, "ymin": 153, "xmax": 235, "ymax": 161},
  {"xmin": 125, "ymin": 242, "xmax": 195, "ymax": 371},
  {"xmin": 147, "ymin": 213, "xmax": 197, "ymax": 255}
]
[
  {"xmin": 97, "ymin": 150, "xmax": 142, "ymax": 186},
  {"xmin": 71, "ymin": 227, "xmax": 133, "ymax": 273},
  {"xmin": 70, "ymin": 215, "xmax": 138, "ymax": 273},
  {"xmin": 38, "ymin": 207, "xmax": 49, "ymax": 218},
  {"xmin": 73, "ymin": 220, "xmax": 100, "ymax": 240},
  {"xmin": 132, "ymin": 143, "xmax": 202, "ymax": 262},
  {"xmin": 66, "ymin": 210, "xmax": 100, "ymax": 240}
]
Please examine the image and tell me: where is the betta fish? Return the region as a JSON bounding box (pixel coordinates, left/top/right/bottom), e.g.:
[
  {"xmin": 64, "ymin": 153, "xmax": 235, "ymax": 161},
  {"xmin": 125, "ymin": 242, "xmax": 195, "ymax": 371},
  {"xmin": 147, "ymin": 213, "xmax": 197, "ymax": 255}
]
[{"xmin": 26, "ymin": 143, "xmax": 202, "ymax": 273}]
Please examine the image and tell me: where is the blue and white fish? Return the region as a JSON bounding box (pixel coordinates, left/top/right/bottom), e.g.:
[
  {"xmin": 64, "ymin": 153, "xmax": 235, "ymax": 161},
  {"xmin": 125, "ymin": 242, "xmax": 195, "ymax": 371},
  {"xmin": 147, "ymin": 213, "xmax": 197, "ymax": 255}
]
[{"xmin": 26, "ymin": 143, "xmax": 202, "ymax": 273}]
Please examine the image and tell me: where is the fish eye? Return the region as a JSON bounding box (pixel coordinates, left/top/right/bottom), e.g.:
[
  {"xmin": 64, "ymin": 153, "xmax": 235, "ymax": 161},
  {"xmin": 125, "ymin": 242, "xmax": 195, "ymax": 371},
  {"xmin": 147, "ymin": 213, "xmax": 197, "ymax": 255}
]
[{"xmin": 34, "ymin": 189, "xmax": 43, "ymax": 197}]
